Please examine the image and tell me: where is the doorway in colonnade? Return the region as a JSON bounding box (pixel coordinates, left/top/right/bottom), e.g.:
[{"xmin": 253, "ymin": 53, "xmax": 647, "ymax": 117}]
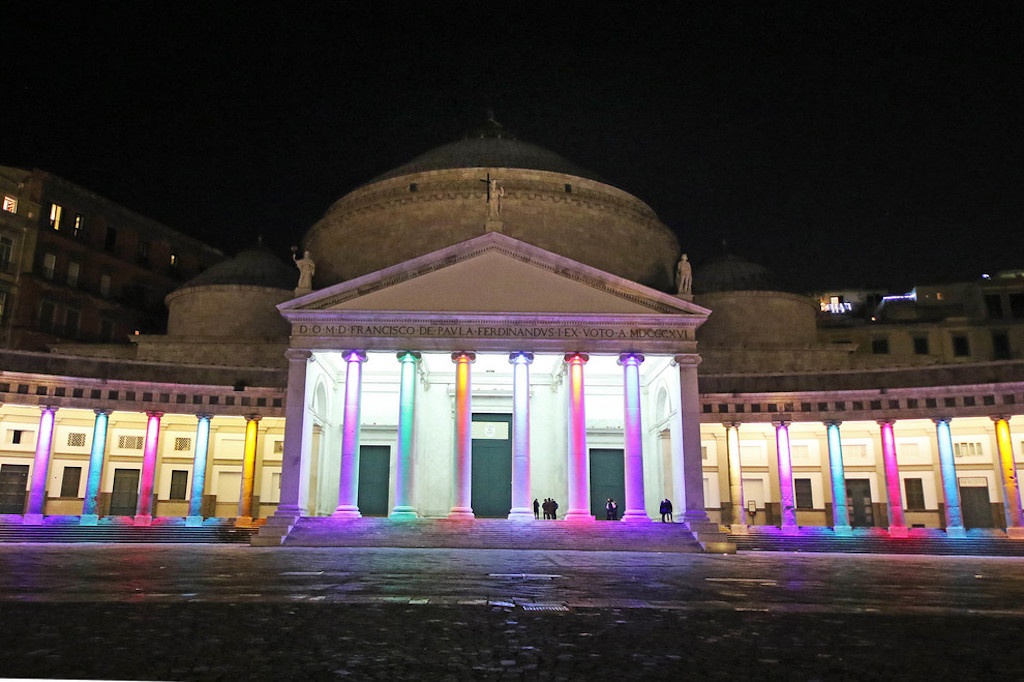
[
  {"xmin": 589, "ymin": 448, "xmax": 625, "ymax": 520},
  {"xmin": 959, "ymin": 480, "xmax": 995, "ymax": 529},
  {"xmin": 109, "ymin": 469, "xmax": 140, "ymax": 516},
  {"xmin": 357, "ymin": 445, "xmax": 391, "ymax": 516},
  {"xmin": 0, "ymin": 464, "xmax": 29, "ymax": 513},
  {"xmin": 471, "ymin": 413, "xmax": 512, "ymax": 518},
  {"xmin": 846, "ymin": 478, "xmax": 874, "ymax": 528}
]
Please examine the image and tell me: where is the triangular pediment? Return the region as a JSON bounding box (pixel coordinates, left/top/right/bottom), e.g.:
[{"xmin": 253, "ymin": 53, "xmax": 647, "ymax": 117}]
[{"xmin": 281, "ymin": 233, "xmax": 709, "ymax": 318}]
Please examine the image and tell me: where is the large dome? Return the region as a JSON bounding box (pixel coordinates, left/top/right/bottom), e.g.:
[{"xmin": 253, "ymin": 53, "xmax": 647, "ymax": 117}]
[{"xmin": 303, "ymin": 120, "xmax": 680, "ymax": 290}]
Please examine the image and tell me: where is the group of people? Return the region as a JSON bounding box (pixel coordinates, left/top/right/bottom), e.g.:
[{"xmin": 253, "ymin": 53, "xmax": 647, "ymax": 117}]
[
  {"xmin": 604, "ymin": 498, "xmax": 618, "ymax": 520},
  {"xmin": 659, "ymin": 498, "xmax": 674, "ymax": 523},
  {"xmin": 533, "ymin": 498, "xmax": 560, "ymax": 520}
]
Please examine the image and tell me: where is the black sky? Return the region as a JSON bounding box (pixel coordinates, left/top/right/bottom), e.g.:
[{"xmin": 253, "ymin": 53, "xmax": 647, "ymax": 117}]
[{"xmin": 2, "ymin": 2, "xmax": 1022, "ymax": 292}]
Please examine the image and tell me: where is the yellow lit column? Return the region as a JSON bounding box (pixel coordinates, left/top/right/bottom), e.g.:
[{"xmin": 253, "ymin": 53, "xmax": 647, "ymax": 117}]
[
  {"xmin": 993, "ymin": 416, "xmax": 1024, "ymax": 539},
  {"xmin": 237, "ymin": 414, "xmax": 261, "ymax": 527},
  {"xmin": 725, "ymin": 422, "xmax": 746, "ymax": 533}
]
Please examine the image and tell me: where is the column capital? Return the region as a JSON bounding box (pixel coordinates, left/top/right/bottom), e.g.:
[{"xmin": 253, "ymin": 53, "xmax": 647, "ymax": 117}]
[
  {"xmin": 508, "ymin": 351, "xmax": 534, "ymax": 365},
  {"xmin": 245, "ymin": 413, "xmax": 263, "ymax": 423},
  {"xmin": 145, "ymin": 410, "xmax": 165, "ymax": 419},
  {"xmin": 451, "ymin": 351, "xmax": 477, "ymax": 363},
  {"xmin": 195, "ymin": 413, "xmax": 213, "ymax": 421},
  {"xmin": 932, "ymin": 416, "xmax": 953, "ymax": 425},
  {"xmin": 397, "ymin": 350, "xmax": 422, "ymax": 363},
  {"xmin": 722, "ymin": 421, "xmax": 741, "ymax": 429},
  {"xmin": 772, "ymin": 419, "xmax": 791, "ymax": 428},
  {"xmin": 39, "ymin": 405, "xmax": 58, "ymax": 414},
  {"xmin": 342, "ymin": 349, "xmax": 368, "ymax": 363},
  {"xmin": 564, "ymin": 352, "xmax": 589, "ymax": 364},
  {"xmin": 93, "ymin": 408, "xmax": 112, "ymax": 417},
  {"xmin": 823, "ymin": 419, "xmax": 843, "ymax": 427},
  {"xmin": 876, "ymin": 418, "xmax": 896, "ymax": 426},
  {"xmin": 990, "ymin": 415, "xmax": 1011, "ymax": 424},
  {"xmin": 671, "ymin": 354, "xmax": 702, "ymax": 367},
  {"xmin": 617, "ymin": 352, "xmax": 645, "ymax": 366},
  {"xmin": 285, "ymin": 349, "xmax": 313, "ymax": 362}
]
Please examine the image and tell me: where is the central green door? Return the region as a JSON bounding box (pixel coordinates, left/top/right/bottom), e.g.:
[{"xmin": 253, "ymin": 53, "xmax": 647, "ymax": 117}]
[
  {"xmin": 471, "ymin": 413, "xmax": 512, "ymax": 518},
  {"xmin": 357, "ymin": 445, "xmax": 391, "ymax": 516},
  {"xmin": 589, "ymin": 448, "xmax": 625, "ymax": 520}
]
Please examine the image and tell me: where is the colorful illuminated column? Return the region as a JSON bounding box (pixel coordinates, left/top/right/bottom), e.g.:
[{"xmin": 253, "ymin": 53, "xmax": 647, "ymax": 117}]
[
  {"xmin": 391, "ymin": 351, "xmax": 421, "ymax": 519},
  {"xmin": 449, "ymin": 352, "xmax": 476, "ymax": 520},
  {"xmin": 619, "ymin": 353, "xmax": 648, "ymax": 522},
  {"xmin": 268, "ymin": 350, "xmax": 313, "ymax": 528},
  {"xmin": 237, "ymin": 414, "xmax": 262, "ymax": 525},
  {"xmin": 725, "ymin": 421, "xmax": 746, "ymax": 531},
  {"xmin": 878, "ymin": 419, "xmax": 907, "ymax": 537},
  {"xmin": 825, "ymin": 420, "xmax": 852, "ymax": 534},
  {"xmin": 563, "ymin": 353, "xmax": 593, "ymax": 522},
  {"xmin": 134, "ymin": 411, "xmax": 164, "ymax": 526},
  {"xmin": 334, "ymin": 350, "xmax": 367, "ymax": 519},
  {"xmin": 23, "ymin": 406, "xmax": 58, "ymax": 525},
  {"xmin": 80, "ymin": 409, "xmax": 112, "ymax": 526},
  {"xmin": 675, "ymin": 355, "xmax": 710, "ymax": 525},
  {"xmin": 993, "ymin": 416, "xmax": 1024, "ymax": 538},
  {"xmin": 933, "ymin": 417, "xmax": 966, "ymax": 537},
  {"xmin": 508, "ymin": 352, "xmax": 534, "ymax": 520},
  {"xmin": 774, "ymin": 420, "xmax": 797, "ymax": 532},
  {"xmin": 186, "ymin": 414, "xmax": 212, "ymax": 526}
]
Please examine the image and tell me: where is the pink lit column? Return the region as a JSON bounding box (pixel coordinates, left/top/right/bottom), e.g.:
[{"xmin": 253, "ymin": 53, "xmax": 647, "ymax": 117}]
[
  {"xmin": 774, "ymin": 420, "xmax": 797, "ymax": 532},
  {"xmin": 508, "ymin": 352, "xmax": 534, "ymax": 520},
  {"xmin": 878, "ymin": 419, "xmax": 907, "ymax": 537},
  {"xmin": 449, "ymin": 351, "xmax": 476, "ymax": 520},
  {"xmin": 993, "ymin": 416, "xmax": 1024, "ymax": 538},
  {"xmin": 134, "ymin": 411, "xmax": 164, "ymax": 526},
  {"xmin": 619, "ymin": 353, "xmax": 649, "ymax": 522},
  {"xmin": 563, "ymin": 353, "xmax": 594, "ymax": 522},
  {"xmin": 390, "ymin": 351, "xmax": 420, "ymax": 519},
  {"xmin": 334, "ymin": 350, "xmax": 367, "ymax": 519},
  {"xmin": 23, "ymin": 406, "xmax": 58, "ymax": 525}
]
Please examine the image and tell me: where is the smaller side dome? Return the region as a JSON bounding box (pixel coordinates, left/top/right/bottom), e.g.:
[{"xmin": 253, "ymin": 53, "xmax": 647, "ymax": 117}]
[
  {"xmin": 693, "ymin": 254, "xmax": 778, "ymax": 294},
  {"xmin": 180, "ymin": 243, "xmax": 296, "ymax": 290}
]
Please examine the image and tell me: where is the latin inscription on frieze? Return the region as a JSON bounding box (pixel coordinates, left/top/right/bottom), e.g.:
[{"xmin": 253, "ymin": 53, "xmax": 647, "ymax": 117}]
[{"xmin": 294, "ymin": 323, "xmax": 690, "ymax": 340}]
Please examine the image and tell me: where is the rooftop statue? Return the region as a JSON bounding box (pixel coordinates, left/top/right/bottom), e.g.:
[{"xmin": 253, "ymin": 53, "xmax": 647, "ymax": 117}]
[
  {"xmin": 293, "ymin": 249, "xmax": 315, "ymax": 290},
  {"xmin": 676, "ymin": 253, "xmax": 692, "ymax": 295}
]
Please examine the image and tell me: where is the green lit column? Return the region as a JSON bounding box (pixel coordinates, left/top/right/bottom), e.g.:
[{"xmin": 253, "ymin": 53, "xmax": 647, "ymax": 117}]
[{"xmin": 391, "ymin": 351, "xmax": 421, "ymax": 519}]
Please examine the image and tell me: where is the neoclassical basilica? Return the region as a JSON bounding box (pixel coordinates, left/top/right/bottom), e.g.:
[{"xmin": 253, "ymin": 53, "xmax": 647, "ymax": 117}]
[{"xmin": 1, "ymin": 119, "xmax": 1022, "ymax": 544}]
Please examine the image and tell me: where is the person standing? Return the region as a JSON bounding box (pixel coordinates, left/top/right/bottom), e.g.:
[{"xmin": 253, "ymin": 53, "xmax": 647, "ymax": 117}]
[
  {"xmin": 533, "ymin": 498, "xmax": 540, "ymax": 519},
  {"xmin": 660, "ymin": 499, "xmax": 669, "ymax": 523},
  {"xmin": 665, "ymin": 498, "xmax": 674, "ymax": 523},
  {"xmin": 551, "ymin": 498, "xmax": 558, "ymax": 520}
]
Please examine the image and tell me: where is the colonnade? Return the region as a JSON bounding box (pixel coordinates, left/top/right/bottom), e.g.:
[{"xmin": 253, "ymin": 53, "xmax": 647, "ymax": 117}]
[
  {"xmin": 19, "ymin": 406, "xmax": 263, "ymax": 526},
  {"xmin": 275, "ymin": 349, "xmax": 706, "ymax": 524},
  {"xmin": 723, "ymin": 417, "xmax": 1024, "ymax": 537}
]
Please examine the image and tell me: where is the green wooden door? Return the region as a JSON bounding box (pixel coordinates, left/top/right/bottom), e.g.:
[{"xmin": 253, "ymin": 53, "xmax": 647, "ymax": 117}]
[
  {"xmin": 471, "ymin": 414, "xmax": 512, "ymax": 518},
  {"xmin": 357, "ymin": 445, "xmax": 391, "ymax": 516},
  {"xmin": 589, "ymin": 448, "xmax": 625, "ymax": 520},
  {"xmin": 109, "ymin": 468, "xmax": 140, "ymax": 516}
]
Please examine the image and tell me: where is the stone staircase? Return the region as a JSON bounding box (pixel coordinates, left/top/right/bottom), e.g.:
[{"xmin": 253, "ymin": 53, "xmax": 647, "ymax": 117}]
[
  {"xmin": 255, "ymin": 516, "xmax": 722, "ymax": 552},
  {"xmin": 0, "ymin": 516, "xmax": 255, "ymax": 544},
  {"xmin": 728, "ymin": 526, "xmax": 1024, "ymax": 557}
]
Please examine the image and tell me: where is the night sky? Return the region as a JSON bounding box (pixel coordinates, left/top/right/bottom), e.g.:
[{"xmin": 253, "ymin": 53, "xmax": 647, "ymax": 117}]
[{"xmin": 3, "ymin": 2, "xmax": 1022, "ymax": 293}]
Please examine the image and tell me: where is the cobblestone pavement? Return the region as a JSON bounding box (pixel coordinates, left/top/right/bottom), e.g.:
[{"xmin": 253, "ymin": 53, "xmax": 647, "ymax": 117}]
[{"xmin": 1, "ymin": 545, "xmax": 1023, "ymax": 680}]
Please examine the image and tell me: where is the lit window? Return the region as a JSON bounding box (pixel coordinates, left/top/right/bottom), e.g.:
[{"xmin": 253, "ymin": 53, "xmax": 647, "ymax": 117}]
[
  {"xmin": 67, "ymin": 261, "xmax": 80, "ymax": 288},
  {"xmin": 169, "ymin": 253, "xmax": 179, "ymax": 269},
  {"xmin": 2, "ymin": 195, "xmax": 16, "ymax": 213},
  {"xmin": 49, "ymin": 203, "xmax": 63, "ymax": 230},
  {"xmin": 73, "ymin": 214, "xmax": 85, "ymax": 238},
  {"xmin": 42, "ymin": 252, "xmax": 56, "ymax": 280}
]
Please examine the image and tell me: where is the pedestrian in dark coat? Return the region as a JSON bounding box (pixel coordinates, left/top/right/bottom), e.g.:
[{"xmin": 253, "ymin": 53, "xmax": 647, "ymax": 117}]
[
  {"xmin": 533, "ymin": 498, "xmax": 540, "ymax": 519},
  {"xmin": 660, "ymin": 499, "xmax": 669, "ymax": 522}
]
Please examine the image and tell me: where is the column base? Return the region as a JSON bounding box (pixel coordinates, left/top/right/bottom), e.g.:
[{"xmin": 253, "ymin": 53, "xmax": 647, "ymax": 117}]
[
  {"xmin": 80, "ymin": 514, "xmax": 99, "ymax": 526},
  {"xmin": 507, "ymin": 509, "xmax": 534, "ymax": 521},
  {"xmin": 730, "ymin": 524, "xmax": 749, "ymax": 534},
  {"xmin": 390, "ymin": 507, "xmax": 418, "ymax": 520},
  {"xmin": 562, "ymin": 510, "xmax": 595, "ymax": 522},
  {"xmin": 22, "ymin": 513, "xmax": 44, "ymax": 526},
  {"xmin": 267, "ymin": 507, "xmax": 302, "ymax": 528},
  {"xmin": 620, "ymin": 510, "xmax": 652, "ymax": 522},
  {"xmin": 185, "ymin": 515, "xmax": 205, "ymax": 527},
  {"xmin": 448, "ymin": 507, "xmax": 475, "ymax": 521},
  {"xmin": 888, "ymin": 525, "xmax": 909, "ymax": 538},
  {"xmin": 833, "ymin": 524, "xmax": 853, "ymax": 536},
  {"xmin": 133, "ymin": 514, "xmax": 153, "ymax": 526},
  {"xmin": 683, "ymin": 510, "xmax": 712, "ymax": 525},
  {"xmin": 1006, "ymin": 526, "xmax": 1024, "ymax": 540},
  {"xmin": 945, "ymin": 525, "xmax": 967, "ymax": 538},
  {"xmin": 781, "ymin": 524, "xmax": 801, "ymax": 536},
  {"xmin": 331, "ymin": 505, "xmax": 362, "ymax": 520},
  {"xmin": 235, "ymin": 516, "xmax": 254, "ymax": 528}
]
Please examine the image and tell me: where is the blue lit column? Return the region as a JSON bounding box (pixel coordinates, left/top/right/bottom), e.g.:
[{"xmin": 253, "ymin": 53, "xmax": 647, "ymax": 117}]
[
  {"xmin": 508, "ymin": 352, "xmax": 534, "ymax": 521},
  {"xmin": 391, "ymin": 351, "xmax": 420, "ymax": 519},
  {"xmin": 619, "ymin": 353, "xmax": 648, "ymax": 522},
  {"xmin": 334, "ymin": 350, "xmax": 367, "ymax": 519},
  {"xmin": 24, "ymin": 406, "xmax": 58, "ymax": 525},
  {"xmin": 825, "ymin": 421, "xmax": 852, "ymax": 535},
  {"xmin": 80, "ymin": 409, "xmax": 112, "ymax": 526},
  {"xmin": 186, "ymin": 414, "xmax": 212, "ymax": 526},
  {"xmin": 933, "ymin": 417, "xmax": 966, "ymax": 537},
  {"xmin": 774, "ymin": 420, "xmax": 797, "ymax": 533}
]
